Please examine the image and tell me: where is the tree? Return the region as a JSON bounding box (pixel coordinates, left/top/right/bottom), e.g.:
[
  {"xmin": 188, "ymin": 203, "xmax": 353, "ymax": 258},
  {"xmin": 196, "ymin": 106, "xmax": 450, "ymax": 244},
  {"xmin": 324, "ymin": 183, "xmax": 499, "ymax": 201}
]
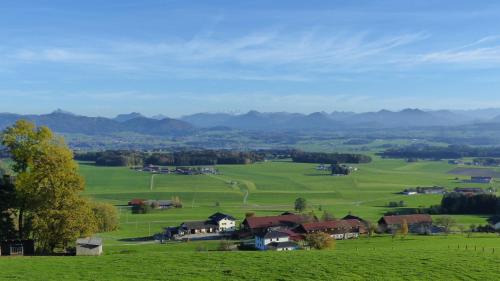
[
  {"xmin": 294, "ymin": 197, "xmax": 307, "ymax": 212},
  {"xmin": 2, "ymin": 120, "xmax": 98, "ymax": 253},
  {"xmin": 367, "ymin": 221, "xmax": 377, "ymax": 238},
  {"xmin": 92, "ymin": 202, "xmax": 119, "ymax": 232},
  {"xmin": 0, "ymin": 175, "xmax": 17, "ymax": 239},
  {"xmin": 435, "ymin": 216, "xmax": 457, "ymax": 234},
  {"xmin": 305, "ymin": 232, "xmax": 335, "ymax": 250},
  {"xmin": 401, "ymin": 219, "xmax": 409, "ymax": 238}
]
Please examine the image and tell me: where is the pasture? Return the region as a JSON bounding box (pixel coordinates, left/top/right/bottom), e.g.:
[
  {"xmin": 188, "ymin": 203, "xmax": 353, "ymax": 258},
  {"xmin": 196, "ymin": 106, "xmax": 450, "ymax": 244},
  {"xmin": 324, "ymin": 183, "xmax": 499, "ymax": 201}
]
[{"xmin": 2, "ymin": 157, "xmax": 499, "ymax": 280}]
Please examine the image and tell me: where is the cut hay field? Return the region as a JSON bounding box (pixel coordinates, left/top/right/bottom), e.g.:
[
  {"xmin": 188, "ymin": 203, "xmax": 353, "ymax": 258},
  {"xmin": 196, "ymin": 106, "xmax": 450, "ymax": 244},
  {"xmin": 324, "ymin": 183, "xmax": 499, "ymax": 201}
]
[{"xmin": 2, "ymin": 157, "xmax": 499, "ymax": 280}]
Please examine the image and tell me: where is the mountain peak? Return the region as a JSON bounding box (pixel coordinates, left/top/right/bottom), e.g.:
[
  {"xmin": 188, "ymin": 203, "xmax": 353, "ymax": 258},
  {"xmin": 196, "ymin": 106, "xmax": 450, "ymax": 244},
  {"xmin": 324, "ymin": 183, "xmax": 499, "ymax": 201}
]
[{"xmin": 114, "ymin": 112, "xmax": 145, "ymax": 122}]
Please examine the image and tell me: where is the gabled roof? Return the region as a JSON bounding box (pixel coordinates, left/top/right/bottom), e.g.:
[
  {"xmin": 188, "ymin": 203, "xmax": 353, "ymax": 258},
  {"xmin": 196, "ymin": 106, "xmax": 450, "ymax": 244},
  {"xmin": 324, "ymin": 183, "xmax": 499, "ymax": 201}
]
[
  {"xmin": 381, "ymin": 214, "xmax": 432, "ymax": 225},
  {"xmin": 342, "ymin": 215, "xmax": 366, "ymax": 222},
  {"xmin": 300, "ymin": 219, "xmax": 363, "ymax": 233},
  {"xmin": 181, "ymin": 221, "xmax": 218, "ymax": 230},
  {"xmin": 243, "ymin": 214, "xmax": 306, "ymax": 230},
  {"xmin": 258, "ymin": 231, "xmax": 289, "ymax": 239},
  {"xmin": 209, "ymin": 212, "xmax": 236, "ymax": 222},
  {"xmin": 76, "ymin": 237, "xmax": 102, "ymax": 246}
]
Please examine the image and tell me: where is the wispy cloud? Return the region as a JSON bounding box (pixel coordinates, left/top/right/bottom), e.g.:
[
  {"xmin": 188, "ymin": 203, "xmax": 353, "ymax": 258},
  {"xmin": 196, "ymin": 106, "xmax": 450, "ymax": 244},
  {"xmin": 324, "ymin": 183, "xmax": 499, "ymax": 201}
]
[
  {"xmin": 418, "ymin": 36, "xmax": 500, "ymax": 65},
  {"xmin": 1, "ymin": 30, "xmax": 428, "ymax": 81}
]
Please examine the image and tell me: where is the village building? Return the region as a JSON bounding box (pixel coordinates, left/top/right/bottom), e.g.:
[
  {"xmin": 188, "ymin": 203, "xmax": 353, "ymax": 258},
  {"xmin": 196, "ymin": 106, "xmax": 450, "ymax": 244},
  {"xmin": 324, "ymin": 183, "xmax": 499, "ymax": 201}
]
[
  {"xmin": 165, "ymin": 212, "xmax": 237, "ymax": 239},
  {"xmin": 296, "ymin": 219, "xmax": 365, "ymax": 240},
  {"xmin": 208, "ymin": 212, "xmax": 237, "ymax": 232},
  {"xmin": 76, "ymin": 238, "xmax": 103, "ymax": 256},
  {"xmin": 342, "ymin": 215, "xmax": 369, "ymax": 231},
  {"xmin": 378, "ymin": 214, "xmax": 432, "ymax": 234},
  {"xmin": 0, "ymin": 240, "xmax": 35, "ymax": 256},
  {"xmin": 144, "ymin": 200, "xmax": 174, "ymax": 209},
  {"xmin": 454, "ymin": 187, "xmax": 484, "ymax": 194},
  {"xmin": 401, "ymin": 189, "xmax": 417, "ymax": 195},
  {"xmin": 128, "ymin": 198, "xmax": 145, "ymax": 206},
  {"xmin": 470, "ymin": 176, "xmax": 493, "ymax": 184},
  {"xmin": 255, "ymin": 231, "xmax": 298, "ymax": 251},
  {"xmin": 488, "ymin": 216, "xmax": 500, "ymax": 231},
  {"xmin": 417, "ymin": 186, "xmax": 446, "ymax": 194},
  {"xmin": 179, "ymin": 221, "xmax": 219, "ymax": 235},
  {"xmin": 241, "ymin": 214, "xmax": 307, "ymax": 234}
]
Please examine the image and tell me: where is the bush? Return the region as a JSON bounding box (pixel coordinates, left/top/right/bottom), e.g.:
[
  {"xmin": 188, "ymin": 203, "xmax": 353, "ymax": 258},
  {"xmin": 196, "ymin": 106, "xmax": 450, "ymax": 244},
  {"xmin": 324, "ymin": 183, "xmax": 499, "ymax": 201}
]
[
  {"xmin": 305, "ymin": 232, "xmax": 335, "ymax": 250},
  {"xmin": 92, "ymin": 202, "xmax": 119, "ymax": 232},
  {"xmin": 218, "ymin": 240, "xmax": 235, "ymax": 251}
]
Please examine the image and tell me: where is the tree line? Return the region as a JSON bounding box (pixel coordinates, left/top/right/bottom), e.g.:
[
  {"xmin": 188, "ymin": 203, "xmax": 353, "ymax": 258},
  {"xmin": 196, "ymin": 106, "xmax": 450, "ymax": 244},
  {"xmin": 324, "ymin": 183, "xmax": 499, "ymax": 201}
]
[
  {"xmin": 0, "ymin": 120, "xmax": 118, "ymax": 254},
  {"xmin": 291, "ymin": 151, "xmax": 371, "ymax": 164},
  {"xmin": 380, "ymin": 144, "xmax": 500, "ymax": 160},
  {"xmin": 75, "ymin": 150, "xmax": 269, "ymax": 166},
  {"xmin": 440, "ymin": 193, "xmax": 500, "ymax": 215}
]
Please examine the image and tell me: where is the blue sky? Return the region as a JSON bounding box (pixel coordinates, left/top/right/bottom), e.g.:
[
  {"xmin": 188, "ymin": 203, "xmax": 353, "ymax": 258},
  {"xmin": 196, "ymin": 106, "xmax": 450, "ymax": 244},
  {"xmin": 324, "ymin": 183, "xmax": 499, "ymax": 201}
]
[{"xmin": 2, "ymin": 0, "xmax": 500, "ymax": 117}]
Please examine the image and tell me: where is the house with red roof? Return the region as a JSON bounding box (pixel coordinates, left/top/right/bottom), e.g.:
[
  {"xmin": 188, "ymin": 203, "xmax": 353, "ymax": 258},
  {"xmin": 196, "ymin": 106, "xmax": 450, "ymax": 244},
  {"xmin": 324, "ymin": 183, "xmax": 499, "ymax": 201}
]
[
  {"xmin": 378, "ymin": 214, "xmax": 432, "ymax": 234},
  {"xmin": 241, "ymin": 214, "xmax": 308, "ymax": 234}
]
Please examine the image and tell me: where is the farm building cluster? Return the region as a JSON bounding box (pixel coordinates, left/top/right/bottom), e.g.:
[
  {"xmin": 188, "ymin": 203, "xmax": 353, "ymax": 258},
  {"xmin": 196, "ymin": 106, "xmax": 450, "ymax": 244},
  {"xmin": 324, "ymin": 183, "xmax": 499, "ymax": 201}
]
[
  {"xmin": 161, "ymin": 212, "xmax": 443, "ymax": 251},
  {"xmin": 132, "ymin": 165, "xmax": 218, "ymax": 175},
  {"xmin": 401, "ymin": 185, "xmax": 497, "ymax": 196}
]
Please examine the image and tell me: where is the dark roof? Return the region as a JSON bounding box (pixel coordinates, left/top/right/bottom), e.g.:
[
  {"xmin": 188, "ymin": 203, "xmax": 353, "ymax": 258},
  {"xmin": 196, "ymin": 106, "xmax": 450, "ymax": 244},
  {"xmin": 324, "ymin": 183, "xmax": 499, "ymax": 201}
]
[
  {"xmin": 342, "ymin": 215, "xmax": 366, "ymax": 222},
  {"xmin": 243, "ymin": 214, "xmax": 306, "ymax": 230},
  {"xmin": 267, "ymin": 241, "xmax": 298, "ymax": 249},
  {"xmin": 76, "ymin": 237, "xmax": 102, "ymax": 246},
  {"xmin": 300, "ymin": 219, "xmax": 364, "ymax": 233},
  {"xmin": 257, "ymin": 231, "xmax": 289, "ymax": 239},
  {"xmin": 209, "ymin": 212, "xmax": 236, "ymax": 222},
  {"xmin": 380, "ymin": 214, "xmax": 432, "ymax": 225},
  {"xmin": 181, "ymin": 221, "xmax": 218, "ymax": 230}
]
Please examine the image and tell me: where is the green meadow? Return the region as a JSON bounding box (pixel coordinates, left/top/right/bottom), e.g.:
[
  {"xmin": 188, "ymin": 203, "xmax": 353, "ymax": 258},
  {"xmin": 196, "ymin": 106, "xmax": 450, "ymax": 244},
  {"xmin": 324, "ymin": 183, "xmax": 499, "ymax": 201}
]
[{"xmin": 2, "ymin": 157, "xmax": 499, "ymax": 280}]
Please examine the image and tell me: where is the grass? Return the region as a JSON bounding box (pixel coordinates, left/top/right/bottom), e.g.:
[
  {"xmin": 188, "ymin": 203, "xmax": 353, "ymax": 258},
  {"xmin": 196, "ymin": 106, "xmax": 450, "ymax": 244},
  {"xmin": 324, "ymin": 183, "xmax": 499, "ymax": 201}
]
[
  {"xmin": 2, "ymin": 157, "xmax": 499, "ymax": 280},
  {"xmin": 1, "ymin": 235, "xmax": 498, "ymax": 280}
]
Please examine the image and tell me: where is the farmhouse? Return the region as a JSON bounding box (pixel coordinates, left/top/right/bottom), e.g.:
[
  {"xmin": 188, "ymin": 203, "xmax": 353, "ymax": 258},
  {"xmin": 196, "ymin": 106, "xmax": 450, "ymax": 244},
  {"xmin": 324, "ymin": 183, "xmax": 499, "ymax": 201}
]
[
  {"xmin": 179, "ymin": 221, "xmax": 219, "ymax": 235},
  {"xmin": 378, "ymin": 214, "xmax": 432, "ymax": 234},
  {"xmin": 208, "ymin": 212, "xmax": 237, "ymax": 232},
  {"xmin": 342, "ymin": 214, "xmax": 369, "ymax": 231},
  {"xmin": 296, "ymin": 219, "xmax": 365, "ymax": 240},
  {"xmin": 417, "ymin": 186, "xmax": 446, "ymax": 194},
  {"xmin": 454, "ymin": 187, "xmax": 484, "ymax": 194},
  {"xmin": 401, "ymin": 189, "xmax": 417, "ymax": 195},
  {"xmin": 165, "ymin": 212, "xmax": 237, "ymax": 239},
  {"xmin": 470, "ymin": 176, "xmax": 493, "ymax": 184},
  {"xmin": 0, "ymin": 240, "xmax": 35, "ymax": 256},
  {"xmin": 255, "ymin": 231, "xmax": 298, "ymax": 251},
  {"xmin": 128, "ymin": 198, "xmax": 145, "ymax": 206},
  {"xmin": 76, "ymin": 238, "xmax": 103, "ymax": 256},
  {"xmin": 241, "ymin": 214, "xmax": 307, "ymax": 234},
  {"xmin": 144, "ymin": 200, "xmax": 174, "ymax": 209}
]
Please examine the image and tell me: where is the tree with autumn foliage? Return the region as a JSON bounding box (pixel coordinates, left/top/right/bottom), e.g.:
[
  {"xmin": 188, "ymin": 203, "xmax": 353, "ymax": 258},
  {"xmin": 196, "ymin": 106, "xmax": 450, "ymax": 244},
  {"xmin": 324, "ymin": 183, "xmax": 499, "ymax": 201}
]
[{"xmin": 2, "ymin": 120, "xmax": 97, "ymax": 253}]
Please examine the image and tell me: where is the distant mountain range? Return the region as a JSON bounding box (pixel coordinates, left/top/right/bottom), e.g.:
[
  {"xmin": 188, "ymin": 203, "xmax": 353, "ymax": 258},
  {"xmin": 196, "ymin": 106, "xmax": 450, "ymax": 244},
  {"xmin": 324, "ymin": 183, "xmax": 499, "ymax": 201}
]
[
  {"xmin": 181, "ymin": 108, "xmax": 500, "ymax": 131},
  {"xmin": 0, "ymin": 111, "xmax": 193, "ymax": 136},
  {"xmin": 2, "ymin": 108, "xmax": 500, "ymax": 136}
]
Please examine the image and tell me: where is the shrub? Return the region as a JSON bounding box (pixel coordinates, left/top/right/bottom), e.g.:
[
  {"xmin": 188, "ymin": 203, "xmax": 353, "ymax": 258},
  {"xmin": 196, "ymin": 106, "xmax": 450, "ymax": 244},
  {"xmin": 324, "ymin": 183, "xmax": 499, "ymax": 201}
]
[
  {"xmin": 305, "ymin": 232, "xmax": 335, "ymax": 250},
  {"xmin": 92, "ymin": 202, "xmax": 119, "ymax": 232}
]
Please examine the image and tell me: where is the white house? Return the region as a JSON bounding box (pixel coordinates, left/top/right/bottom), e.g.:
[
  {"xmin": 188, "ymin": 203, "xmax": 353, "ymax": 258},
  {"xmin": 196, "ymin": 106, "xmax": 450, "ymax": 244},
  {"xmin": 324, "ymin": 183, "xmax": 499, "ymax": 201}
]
[
  {"xmin": 255, "ymin": 231, "xmax": 297, "ymax": 251},
  {"xmin": 76, "ymin": 238, "xmax": 103, "ymax": 256},
  {"xmin": 208, "ymin": 213, "xmax": 237, "ymax": 232}
]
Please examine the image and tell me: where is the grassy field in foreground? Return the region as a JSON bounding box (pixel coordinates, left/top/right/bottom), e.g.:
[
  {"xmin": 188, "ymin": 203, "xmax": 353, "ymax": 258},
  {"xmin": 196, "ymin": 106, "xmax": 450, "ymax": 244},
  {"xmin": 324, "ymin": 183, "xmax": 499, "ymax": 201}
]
[
  {"xmin": 1, "ymin": 235, "xmax": 499, "ymax": 281},
  {"xmin": 2, "ymin": 157, "xmax": 499, "ymax": 280}
]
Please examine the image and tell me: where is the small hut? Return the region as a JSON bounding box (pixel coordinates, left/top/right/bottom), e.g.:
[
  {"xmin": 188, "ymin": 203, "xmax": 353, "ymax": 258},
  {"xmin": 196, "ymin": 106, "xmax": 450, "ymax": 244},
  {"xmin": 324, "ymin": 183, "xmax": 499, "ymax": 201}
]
[{"xmin": 76, "ymin": 238, "xmax": 103, "ymax": 256}]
